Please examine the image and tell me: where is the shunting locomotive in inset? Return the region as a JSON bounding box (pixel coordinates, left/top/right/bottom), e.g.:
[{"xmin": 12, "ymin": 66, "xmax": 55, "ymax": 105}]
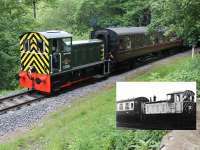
[{"xmin": 116, "ymin": 90, "xmax": 196, "ymax": 129}]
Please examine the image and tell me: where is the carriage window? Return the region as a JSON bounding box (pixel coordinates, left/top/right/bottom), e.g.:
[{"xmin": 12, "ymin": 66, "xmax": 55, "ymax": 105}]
[
  {"xmin": 135, "ymin": 34, "xmax": 145, "ymax": 48},
  {"xmin": 37, "ymin": 40, "xmax": 44, "ymax": 53},
  {"xmin": 125, "ymin": 103, "xmax": 130, "ymax": 110},
  {"xmin": 145, "ymin": 34, "xmax": 151, "ymax": 45},
  {"xmin": 119, "ymin": 37, "xmax": 132, "ymax": 50},
  {"xmin": 119, "ymin": 39, "xmax": 126, "ymax": 50},
  {"xmin": 119, "ymin": 103, "xmax": 123, "ymax": 111},
  {"xmin": 126, "ymin": 37, "xmax": 131, "ymax": 49},
  {"xmin": 131, "ymin": 103, "xmax": 134, "ymax": 109},
  {"xmin": 162, "ymin": 104, "xmax": 165, "ymax": 112},
  {"xmin": 24, "ymin": 40, "xmax": 29, "ymax": 51},
  {"xmin": 176, "ymin": 95, "xmax": 180, "ymax": 102}
]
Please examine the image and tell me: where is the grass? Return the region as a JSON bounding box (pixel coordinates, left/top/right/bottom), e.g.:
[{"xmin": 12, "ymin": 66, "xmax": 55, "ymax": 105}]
[
  {"xmin": 0, "ymin": 53, "xmax": 198, "ymax": 150},
  {"xmin": 128, "ymin": 54, "xmax": 191, "ymax": 81},
  {"xmin": 0, "ymin": 87, "xmax": 22, "ymax": 97}
]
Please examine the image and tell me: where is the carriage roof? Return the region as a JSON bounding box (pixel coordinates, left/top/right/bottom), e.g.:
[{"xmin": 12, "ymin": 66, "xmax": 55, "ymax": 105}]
[
  {"xmin": 72, "ymin": 39, "xmax": 102, "ymax": 45},
  {"xmin": 107, "ymin": 27, "xmax": 148, "ymax": 36},
  {"xmin": 117, "ymin": 97, "xmax": 149, "ymax": 103}
]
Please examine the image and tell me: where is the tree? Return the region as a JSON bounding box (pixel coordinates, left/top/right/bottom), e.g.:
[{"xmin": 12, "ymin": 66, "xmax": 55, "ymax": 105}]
[
  {"xmin": 150, "ymin": 0, "xmax": 200, "ymax": 47},
  {"xmin": 0, "ymin": 0, "xmax": 35, "ymax": 89}
]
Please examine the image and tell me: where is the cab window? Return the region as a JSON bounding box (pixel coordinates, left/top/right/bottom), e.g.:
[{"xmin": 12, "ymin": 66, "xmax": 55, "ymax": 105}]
[
  {"xmin": 24, "ymin": 40, "xmax": 29, "ymax": 51},
  {"xmin": 52, "ymin": 39, "xmax": 58, "ymax": 53},
  {"xmin": 37, "ymin": 40, "xmax": 44, "ymax": 53},
  {"xmin": 62, "ymin": 38, "xmax": 72, "ymax": 52}
]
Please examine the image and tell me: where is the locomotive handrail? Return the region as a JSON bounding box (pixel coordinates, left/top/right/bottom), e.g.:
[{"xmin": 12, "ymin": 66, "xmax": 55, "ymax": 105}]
[
  {"xmin": 50, "ymin": 54, "xmax": 53, "ymax": 74},
  {"xmin": 59, "ymin": 53, "xmax": 62, "ymax": 72},
  {"xmin": 27, "ymin": 66, "xmax": 33, "ymax": 80}
]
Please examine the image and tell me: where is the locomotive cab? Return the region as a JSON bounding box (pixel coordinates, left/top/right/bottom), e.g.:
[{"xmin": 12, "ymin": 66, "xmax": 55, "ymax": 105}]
[
  {"xmin": 167, "ymin": 90, "xmax": 195, "ymax": 102},
  {"xmin": 50, "ymin": 37, "xmax": 72, "ymax": 73}
]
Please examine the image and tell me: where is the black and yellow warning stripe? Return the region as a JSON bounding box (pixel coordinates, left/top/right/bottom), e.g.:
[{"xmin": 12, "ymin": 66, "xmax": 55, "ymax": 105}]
[{"xmin": 20, "ymin": 32, "xmax": 50, "ymax": 74}]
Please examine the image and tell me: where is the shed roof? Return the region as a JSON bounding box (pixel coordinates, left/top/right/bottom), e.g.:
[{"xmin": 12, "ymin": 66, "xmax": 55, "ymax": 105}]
[
  {"xmin": 39, "ymin": 30, "xmax": 72, "ymax": 39},
  {"xmin": 107, "ymin": 27, "xmax": 148, "ymax": 36}
]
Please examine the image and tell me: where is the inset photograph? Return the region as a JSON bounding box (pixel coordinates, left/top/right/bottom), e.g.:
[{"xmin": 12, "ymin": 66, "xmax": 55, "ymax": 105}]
[{"xmin": 116, "ymin": 82, "xmax": 196, "ymax": 130}]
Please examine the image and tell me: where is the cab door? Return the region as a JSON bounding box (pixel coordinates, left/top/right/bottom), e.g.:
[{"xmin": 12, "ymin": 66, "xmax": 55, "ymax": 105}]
[
  {"xmin": 60, "ymin": 38, "xmax": 72, "ymax": 71},
  {"xmin": 51, "ymin": 39, "xmax": 61, "ymax": 73},
  {"xmin": 50, "ymin": 38, "xmax": 72, "ymax": 73}
]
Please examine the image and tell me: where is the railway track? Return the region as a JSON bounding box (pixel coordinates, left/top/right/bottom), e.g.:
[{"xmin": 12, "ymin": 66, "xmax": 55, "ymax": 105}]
[{"xmin": 0, "ymin": 91, "xmax": 46, "ymax": 115}]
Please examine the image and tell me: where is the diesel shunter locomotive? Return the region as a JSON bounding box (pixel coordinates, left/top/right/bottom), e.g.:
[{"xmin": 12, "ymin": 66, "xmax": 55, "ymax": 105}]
[
  {"xmin": 19, "ymin": 31, "xmax": 107, "ymax": 93},
  {"xmin": 18, "ymin": 27, "xmax": 182, "ymax": 93}
]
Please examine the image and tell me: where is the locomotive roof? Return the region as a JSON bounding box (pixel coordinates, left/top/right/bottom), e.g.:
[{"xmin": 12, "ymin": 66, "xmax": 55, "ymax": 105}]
[
  {"xmin": 167, "ymin": 91, "xmax": 184, "ymax": 95},
  {"xmin": 107, "ymin": 27, "xmax": 147, "ymax": 35},
  {"xmin": 72, "ymin": 39, "xmax": 102, "ymax": 45},
  {"xmin": 167, "ymin": 90, "xmax": 195, "ymax": 95},
  {"xmin": 38, "ymin": 30, "xmax": 72, "ymax": 39}
]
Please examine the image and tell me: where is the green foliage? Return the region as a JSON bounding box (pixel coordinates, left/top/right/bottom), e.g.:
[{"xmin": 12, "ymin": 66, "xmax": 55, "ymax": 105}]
[
  {"xmin": 164, "ymin": 56, "xmax": 200, "ymax": 96},
  {"xmin": 0, "ymin": 0, "xmax": 36, "ymax": 89},
  {"xmin": 150, "ymin": 0, "xmax": 200, "ymax": 46},
  {"xmin": 36, "ymin": 0, "xmax": 151, "ymax": 38}
]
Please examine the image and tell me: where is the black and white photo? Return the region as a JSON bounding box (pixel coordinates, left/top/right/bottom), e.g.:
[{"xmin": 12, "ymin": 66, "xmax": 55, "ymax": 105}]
[{"xmin": 116, "ymin": 82, "xmax": 196, "ymax": 130}]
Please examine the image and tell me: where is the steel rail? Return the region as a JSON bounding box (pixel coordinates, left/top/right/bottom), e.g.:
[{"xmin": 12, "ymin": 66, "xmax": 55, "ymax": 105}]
[
  {"xmin": 0, "ymin": 91, "xmax": 46, "ymax": 115},
  {"xmin": 0, "ymin": 90, "xmax": 31, "ymax": 102}
]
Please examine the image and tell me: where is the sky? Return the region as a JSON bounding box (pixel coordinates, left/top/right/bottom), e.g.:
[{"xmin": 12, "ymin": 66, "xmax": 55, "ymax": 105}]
[{"xmin": 116, "ymin": 82, "xmax": 196, "ymax": 101}]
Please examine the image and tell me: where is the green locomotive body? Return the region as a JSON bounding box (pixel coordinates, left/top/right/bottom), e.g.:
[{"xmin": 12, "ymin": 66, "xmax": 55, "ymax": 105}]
[{"xmin": 51, "ymin": 38, "xmax": 106, "ymax": 91}]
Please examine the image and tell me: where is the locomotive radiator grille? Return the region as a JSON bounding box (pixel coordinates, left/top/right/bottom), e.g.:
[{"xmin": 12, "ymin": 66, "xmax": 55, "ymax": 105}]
[
  {"xmin": 20, "ymin": 32, "xmax": 50, "ymax": 74},
  {"xmin": 183, "ymin": 102, "xmax": 196, "ymax": 114}
]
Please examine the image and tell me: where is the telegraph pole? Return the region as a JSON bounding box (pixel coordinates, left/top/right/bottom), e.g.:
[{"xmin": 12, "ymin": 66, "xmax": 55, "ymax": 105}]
[{"xmin": 33, "ymin": 0, "xmax": 36, "ymax": 19}]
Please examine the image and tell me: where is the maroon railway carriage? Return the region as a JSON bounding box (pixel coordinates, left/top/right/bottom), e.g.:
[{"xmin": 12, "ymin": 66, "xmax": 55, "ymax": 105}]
[{"xmin": 91, "ymin": 27, "xmax": 182, "ymax": 64}]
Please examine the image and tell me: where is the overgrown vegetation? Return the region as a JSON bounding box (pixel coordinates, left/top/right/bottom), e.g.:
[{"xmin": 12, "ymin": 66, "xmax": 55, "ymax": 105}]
[
  {"xmin": 164, "ymin": 56, "xmax": 200, "ymax": 96},
  {"xmin": 150, "ymin": 0, "xmax": 200, "ymax": 46}
]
